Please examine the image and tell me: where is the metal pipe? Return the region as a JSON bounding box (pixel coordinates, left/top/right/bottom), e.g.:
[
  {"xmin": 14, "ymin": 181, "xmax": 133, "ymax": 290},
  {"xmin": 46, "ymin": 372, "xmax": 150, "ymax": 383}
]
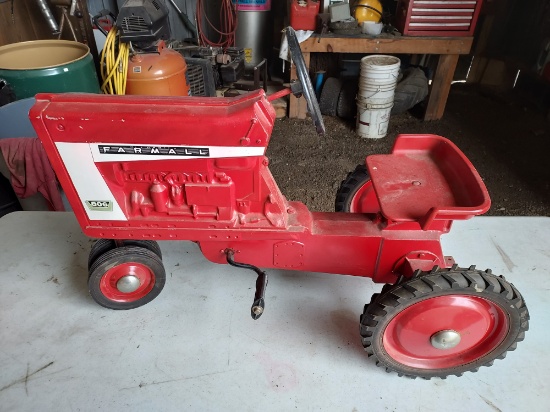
[
  {"xmin": 166, "ymin": 0, "xmax": 198, "ymax": 39},
  {"xmin": 36, "ymin": 0, "xmax": 60, "ymax": 35}
]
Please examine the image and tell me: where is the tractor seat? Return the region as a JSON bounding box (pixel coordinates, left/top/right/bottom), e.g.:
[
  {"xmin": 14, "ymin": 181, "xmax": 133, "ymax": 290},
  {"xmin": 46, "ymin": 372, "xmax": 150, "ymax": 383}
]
[{"xmin": 366, "ymin": 134, "xmax": 490, "ymax": 228}]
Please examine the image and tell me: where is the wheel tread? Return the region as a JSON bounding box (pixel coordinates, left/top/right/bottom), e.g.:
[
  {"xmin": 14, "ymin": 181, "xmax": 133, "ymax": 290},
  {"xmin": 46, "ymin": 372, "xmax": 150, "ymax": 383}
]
[
  {"xmin": 335, "ymin": 164, "xmax": 378, "ymax": 213},
  {"xmin": 402, "ymin": 279, "xmax": 432, "ymax": 296},
  {"xmin": 496, "ymin": 276, "xmax": 515, "ymax": 299},
  {"xmin": 89, "ymin": 239, "xmax": 162, "ymax": 270},
  {"xmin": 359, "ymin": 266, "xmax": 529, "ymax": 379}
]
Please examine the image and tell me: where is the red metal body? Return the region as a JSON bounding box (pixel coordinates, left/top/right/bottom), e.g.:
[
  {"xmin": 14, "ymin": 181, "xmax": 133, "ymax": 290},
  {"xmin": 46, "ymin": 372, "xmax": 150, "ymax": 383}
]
[
  {"xmin": 395, "ymin": 0, "xmax": 483, "ymax": 37},
  {"xmin": 30, "ymin": 89, "xmax": 490, "ymax": 284}
]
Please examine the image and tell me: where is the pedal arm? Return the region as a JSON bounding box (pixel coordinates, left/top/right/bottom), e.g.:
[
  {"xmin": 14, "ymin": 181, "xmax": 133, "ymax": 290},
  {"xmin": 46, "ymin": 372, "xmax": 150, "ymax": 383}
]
[{"xmin": 225, "ymin": 249, "xmax": 268, "ymax": 320}]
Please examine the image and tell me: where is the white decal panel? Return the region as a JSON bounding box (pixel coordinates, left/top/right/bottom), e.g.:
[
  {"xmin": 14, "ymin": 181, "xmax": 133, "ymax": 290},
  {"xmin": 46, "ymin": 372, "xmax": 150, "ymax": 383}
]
[{"xmin": 56, "ymin": 143, "xmax": 127, "ymax": 221}]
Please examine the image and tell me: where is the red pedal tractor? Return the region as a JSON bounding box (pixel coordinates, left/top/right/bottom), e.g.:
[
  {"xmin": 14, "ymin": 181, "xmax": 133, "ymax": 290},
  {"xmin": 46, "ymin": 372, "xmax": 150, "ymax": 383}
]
[{"xmin": 30, "ymin": 28, "xmax": 528, "ymax": 379}]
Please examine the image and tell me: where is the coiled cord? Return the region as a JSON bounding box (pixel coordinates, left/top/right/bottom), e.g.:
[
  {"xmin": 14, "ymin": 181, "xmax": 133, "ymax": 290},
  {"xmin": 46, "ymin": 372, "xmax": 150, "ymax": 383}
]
[{"xmin": 100, "ymin": 27, "xmax": 130, "ymax": 95}]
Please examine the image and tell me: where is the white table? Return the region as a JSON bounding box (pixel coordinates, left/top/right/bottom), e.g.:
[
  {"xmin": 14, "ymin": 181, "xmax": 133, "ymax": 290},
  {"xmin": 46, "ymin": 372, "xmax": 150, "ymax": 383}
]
[{"xmin": 1, "ymin": 212, "xmax": 549, "ymax": 411}]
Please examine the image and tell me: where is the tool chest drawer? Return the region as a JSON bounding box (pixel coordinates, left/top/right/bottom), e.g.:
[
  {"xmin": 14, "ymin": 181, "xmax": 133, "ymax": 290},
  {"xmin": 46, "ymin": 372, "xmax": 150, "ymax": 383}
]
[{"xmin": 396, "ymin": 0, "xmax": 483, "ymax": 36}]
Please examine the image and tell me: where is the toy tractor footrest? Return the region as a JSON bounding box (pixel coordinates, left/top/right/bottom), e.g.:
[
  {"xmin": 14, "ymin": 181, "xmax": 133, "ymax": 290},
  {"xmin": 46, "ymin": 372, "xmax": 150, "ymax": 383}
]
[{"xmin": 366, "ymin": 134, "xmax": 491, "ymax": 229}]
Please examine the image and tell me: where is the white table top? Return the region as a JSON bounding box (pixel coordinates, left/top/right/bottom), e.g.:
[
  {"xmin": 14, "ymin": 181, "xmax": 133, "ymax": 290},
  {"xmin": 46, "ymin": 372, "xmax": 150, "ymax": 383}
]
[{"xmin": 0, "ymin": 212, "xmax": 549, "ymax": 411}]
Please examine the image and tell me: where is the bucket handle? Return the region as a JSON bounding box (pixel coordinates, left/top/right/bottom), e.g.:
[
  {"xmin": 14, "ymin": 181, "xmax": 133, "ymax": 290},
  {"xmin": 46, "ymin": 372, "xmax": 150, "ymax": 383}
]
[{"xmin": 356, "ymin": 85, "xmax": 387, "ymax": 101}]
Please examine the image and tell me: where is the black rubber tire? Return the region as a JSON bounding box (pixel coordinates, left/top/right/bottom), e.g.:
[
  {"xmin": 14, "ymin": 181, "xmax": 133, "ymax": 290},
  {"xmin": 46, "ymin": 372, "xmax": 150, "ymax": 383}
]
[
  {"xmin": 88, "ymin": 246, "xmax": 166, "ymax": 310},
  {"xmin": 337, "ymin": 80, "xmax": 358, "ymax": 119},
  {"xmin": 360, "ymin": 266, "xmax": 529, "ymax": 379},
  {"xmin": 319, "ymin": 77, "xmax": 342, "ymax": 117},
  {"xmin": 335, "ymin": 164, "xmax": 379, "ymax": 212},
  {"xmin": 88, "ymin": 239, "xmax": 162, "ymax": 270},
  {"xmin": 391, "ymin": 67, "xmax": 429, "ymax": 115}
]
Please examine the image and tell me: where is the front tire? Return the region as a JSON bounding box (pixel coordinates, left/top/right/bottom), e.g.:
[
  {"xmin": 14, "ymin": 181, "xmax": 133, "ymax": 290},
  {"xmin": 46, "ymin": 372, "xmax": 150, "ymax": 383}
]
[
  {"xmin": 88, "ymin": 239, "xmax": 162, "ymax": 270},
  {"xmin": 360, "ymin": 266, "xmax": 529, "ymax": 379},
  {"xmin": 88, "ymin": 246, "xmax": 166, "ymax": 310}
]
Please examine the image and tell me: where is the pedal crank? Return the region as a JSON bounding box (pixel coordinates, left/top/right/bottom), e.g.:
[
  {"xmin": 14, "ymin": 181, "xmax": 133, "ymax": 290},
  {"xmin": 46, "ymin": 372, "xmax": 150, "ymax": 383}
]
[{"xmin": 225, "ymin": 249, "xmax": 268, "ymax": 320}]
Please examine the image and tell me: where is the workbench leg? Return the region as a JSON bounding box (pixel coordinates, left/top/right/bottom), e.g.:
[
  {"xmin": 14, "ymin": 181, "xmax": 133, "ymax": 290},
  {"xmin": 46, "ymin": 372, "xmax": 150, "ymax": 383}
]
[
  {"xmin": 424, "ymin": 54, "xmax": 459, "ymax": 121},
  {"xmin": 289, "ymin": 52, "xmax": 310, "ymax": 119}
]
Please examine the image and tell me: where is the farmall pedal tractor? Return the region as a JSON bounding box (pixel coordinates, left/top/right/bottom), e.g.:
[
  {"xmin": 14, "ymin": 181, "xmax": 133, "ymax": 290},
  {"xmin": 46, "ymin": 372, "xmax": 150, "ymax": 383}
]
[{"xmin": 31, "ymin": 28, "xmax": 528, "ymax": 379}]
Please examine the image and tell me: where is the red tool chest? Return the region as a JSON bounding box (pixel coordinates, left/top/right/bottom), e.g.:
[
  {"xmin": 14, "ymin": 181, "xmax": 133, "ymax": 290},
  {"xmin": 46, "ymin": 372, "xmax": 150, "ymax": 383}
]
[{"xmin": 395, "ymin": 0, "xmax": 483, "ymax": 37}]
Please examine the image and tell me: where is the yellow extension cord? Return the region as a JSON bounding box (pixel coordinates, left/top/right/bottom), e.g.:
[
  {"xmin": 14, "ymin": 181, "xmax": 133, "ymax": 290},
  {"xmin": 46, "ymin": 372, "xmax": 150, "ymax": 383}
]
[{"xmin": 100, "ymin": 27, "xmax": 130, "ymax": 95}]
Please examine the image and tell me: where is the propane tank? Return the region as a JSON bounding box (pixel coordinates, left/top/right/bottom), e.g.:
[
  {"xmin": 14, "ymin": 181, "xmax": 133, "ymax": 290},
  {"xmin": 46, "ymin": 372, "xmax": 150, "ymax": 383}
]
[
  {"xmin": 126, "ymin": 43, "xmax": 190, "ymax": 96},
  {"xmin": 290, "ymin": 0, "xmax": 320, "ymax": 31}
]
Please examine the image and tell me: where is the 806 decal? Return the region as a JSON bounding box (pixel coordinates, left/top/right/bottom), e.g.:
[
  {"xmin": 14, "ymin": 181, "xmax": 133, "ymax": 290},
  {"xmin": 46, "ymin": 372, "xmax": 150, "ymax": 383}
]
[{"xmin": 86, "ymin": 200, "xmax": 113, "ymax": 211}]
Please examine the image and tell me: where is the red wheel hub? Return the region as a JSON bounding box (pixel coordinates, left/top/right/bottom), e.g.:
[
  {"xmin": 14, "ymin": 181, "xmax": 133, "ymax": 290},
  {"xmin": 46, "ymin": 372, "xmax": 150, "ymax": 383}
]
[
  {"xmin": 350, "ymin": 181, "xmax": 379, "ymax": 213},
  {"xmin": 382, "ymin": 295, "xmax": 509, "ymax": 369},
  {"xmin": 100, "ymin": 262, "xmax": 155, "ymax": 302}
]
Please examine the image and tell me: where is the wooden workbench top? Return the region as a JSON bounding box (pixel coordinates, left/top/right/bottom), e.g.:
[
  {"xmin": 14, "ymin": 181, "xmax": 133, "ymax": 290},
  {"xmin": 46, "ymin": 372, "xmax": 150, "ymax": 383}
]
[{"xmin": 300, "ymin": 34, "xmax": 474, "ymax": 55}]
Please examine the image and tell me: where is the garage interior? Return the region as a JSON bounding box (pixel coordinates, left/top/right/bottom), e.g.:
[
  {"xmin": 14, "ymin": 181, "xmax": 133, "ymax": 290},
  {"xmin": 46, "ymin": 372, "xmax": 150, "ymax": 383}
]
[{"xmin": 0, "ymin": 1, "xmax": 549, "ymax": 410}]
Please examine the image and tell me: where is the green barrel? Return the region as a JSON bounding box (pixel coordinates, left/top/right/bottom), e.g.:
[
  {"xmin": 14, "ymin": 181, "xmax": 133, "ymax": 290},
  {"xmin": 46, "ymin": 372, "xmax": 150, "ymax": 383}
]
[{"xmin": 0, "ymin": 40, "xmax": 100, "ymax": 100}]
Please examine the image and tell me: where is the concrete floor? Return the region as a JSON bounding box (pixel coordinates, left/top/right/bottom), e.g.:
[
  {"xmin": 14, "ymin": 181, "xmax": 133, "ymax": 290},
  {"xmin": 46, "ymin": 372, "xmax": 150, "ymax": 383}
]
[{"xmin": 0, "ymin": 212, "xmax": 549, "ymax": 411}]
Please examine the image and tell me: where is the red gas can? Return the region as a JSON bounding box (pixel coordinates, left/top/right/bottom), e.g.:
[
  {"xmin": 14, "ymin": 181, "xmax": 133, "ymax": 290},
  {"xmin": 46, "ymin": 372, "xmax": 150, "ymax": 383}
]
[{"xmin": 290, "ymin": 0, "xmax": 320, "ymax": 31}]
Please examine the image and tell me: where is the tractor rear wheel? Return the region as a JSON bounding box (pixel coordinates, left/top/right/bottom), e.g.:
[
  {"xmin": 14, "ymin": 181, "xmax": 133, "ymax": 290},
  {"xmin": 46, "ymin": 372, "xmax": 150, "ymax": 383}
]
[
  {"xmin": 88, "ymin": 246, "xmax": 166, "ymax": 310},
  {"xmin": 360, "ymin": 266, "xmax": 529, "ymax": 379},
  {"xmin": 335, "ymin": 164, "xmax": 380, "ymax": 213}
]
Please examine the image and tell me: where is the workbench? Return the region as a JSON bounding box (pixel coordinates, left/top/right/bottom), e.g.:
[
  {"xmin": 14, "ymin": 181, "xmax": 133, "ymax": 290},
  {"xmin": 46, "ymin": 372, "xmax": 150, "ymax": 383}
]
[
  {"xmin": 289, "ymin": 34, "xmax": 473, "ymax": 121},
  {"xmin": 0, "ymin": 212, "xmax": 548, "ymax": 411}
]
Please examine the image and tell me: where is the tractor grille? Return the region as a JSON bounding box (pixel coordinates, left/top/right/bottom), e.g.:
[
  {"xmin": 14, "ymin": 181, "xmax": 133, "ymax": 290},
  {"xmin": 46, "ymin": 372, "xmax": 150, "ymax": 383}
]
[
  {"xmin": 120, "ymin": 16, "xmax": 149, "ymax": 33},
  {"xmin": 182, "ymin": 57, "xmax": 217, "ymax": 97},
  {"xmin": 187, "ymin": 65, "xmax": 207, "ymax": 96}
]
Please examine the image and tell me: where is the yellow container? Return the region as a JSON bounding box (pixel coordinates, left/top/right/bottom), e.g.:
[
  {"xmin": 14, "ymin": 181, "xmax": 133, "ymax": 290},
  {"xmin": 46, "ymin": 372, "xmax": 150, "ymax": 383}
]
[{"xmin": 354, "ymin": 0, "xmax": 383, "ymax": 25}]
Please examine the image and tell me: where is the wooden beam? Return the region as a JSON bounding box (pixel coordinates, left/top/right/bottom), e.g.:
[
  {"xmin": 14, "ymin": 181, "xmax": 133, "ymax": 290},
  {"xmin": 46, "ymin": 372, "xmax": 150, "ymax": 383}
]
[
  {"xmin": 75, "ymin": 0, "xmax": 101, "ymax": 79},
  {"xmin": 0, "ymin": 0, "xmax": 52, "ymax": 47},
  {"xmin": 425, "ymin": 54, "xmax": 460, "ymax": 120},
  {"xmin": 289, "ymin": 52, "xmax": 310, "ymax": 120},
  {"xmin": 300, "ymin": 35, "xmax": 474, "ymax": 55}
]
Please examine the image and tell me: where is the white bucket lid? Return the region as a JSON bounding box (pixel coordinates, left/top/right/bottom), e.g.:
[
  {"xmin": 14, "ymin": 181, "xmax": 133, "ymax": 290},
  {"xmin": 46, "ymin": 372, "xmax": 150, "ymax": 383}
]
[{"xmin": 361, "ymin": 55, "xmax": 401, "ymax": 71}]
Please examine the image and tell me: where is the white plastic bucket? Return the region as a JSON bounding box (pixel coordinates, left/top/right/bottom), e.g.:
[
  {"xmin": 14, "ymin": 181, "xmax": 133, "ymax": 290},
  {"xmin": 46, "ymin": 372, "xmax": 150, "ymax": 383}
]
[
  {"xmin": 358, "ymin": 77, "xmax": 398, "ymax": 90},
  {"xmin": 357, "ymin": 83, "xmax": 396, "ymax": 105},
  {"xmin": 360, "ymin": 55, "xmax": 401, "ymax": 86},
  {"xmin": 356, "ymin": 100, "xmax": 393, "ymax": 139},
  {"xmin": 356, "ymin": 54, "xmax": 400, "ymax": 138}
]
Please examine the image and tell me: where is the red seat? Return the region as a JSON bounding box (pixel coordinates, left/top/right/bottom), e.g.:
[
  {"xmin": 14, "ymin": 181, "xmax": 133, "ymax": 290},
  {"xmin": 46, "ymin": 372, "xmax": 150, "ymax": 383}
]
[{"xmin": 366, "ymin": 134, "xmax": 490, "ymax": 228}]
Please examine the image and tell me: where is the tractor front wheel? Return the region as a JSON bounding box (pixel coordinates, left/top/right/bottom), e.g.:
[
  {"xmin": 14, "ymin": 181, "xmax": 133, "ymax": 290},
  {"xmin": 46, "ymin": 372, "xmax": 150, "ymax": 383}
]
[
  {"xmin": 88, "ymin": 239, "xmax": 162, "ymax": 270},
  {"xmin": 88, "ymin": 246, "xmax": 166, "ymax": 310},
  {"xmin": 360, "ymin": 266, "xmax": 529, "ymax": 379}
]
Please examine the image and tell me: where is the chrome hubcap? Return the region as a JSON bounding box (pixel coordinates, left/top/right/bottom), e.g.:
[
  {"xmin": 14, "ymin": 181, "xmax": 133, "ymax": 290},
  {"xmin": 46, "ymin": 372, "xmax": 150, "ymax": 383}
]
[
  {"xmin": 430, "ymin": 330, "xmax": 461, "ymax": 349},
  {"xmin": 116, "ymin": 275, "xmax": 141, "ymax": 293}
]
